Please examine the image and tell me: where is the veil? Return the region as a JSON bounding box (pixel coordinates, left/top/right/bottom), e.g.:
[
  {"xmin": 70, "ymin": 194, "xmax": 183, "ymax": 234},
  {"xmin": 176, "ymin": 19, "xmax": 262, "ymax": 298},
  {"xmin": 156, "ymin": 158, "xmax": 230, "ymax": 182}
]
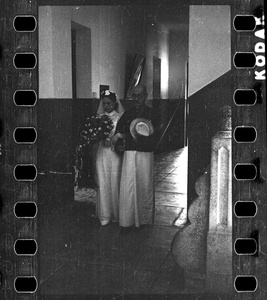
[{"xmin": 96, "ymin": 94, "xmax": 125, "ymax": 115}]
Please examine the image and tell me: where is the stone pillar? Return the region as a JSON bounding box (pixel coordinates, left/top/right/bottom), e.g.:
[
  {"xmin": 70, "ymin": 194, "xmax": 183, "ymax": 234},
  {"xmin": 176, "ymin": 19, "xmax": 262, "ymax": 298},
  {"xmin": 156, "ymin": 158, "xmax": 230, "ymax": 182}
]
[
  {"xmin": 206, "ymin": 105, "xmax": 232, "ymax": 294},
  {"xmin": 171, "ymin": 105, "xmax": 232, "ymax": 296},
  {"xmin": 171, "ymin": 168, "xmax": 210, "ymax": 293}
]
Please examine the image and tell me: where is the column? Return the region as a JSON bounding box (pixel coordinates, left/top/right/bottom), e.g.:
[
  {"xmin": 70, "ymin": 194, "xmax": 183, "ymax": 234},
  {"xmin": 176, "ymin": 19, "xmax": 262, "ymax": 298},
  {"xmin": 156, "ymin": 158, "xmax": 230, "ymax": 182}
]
[{"xmin": 206, "ymin": 105, "xmax": 232, "ymax": 294}]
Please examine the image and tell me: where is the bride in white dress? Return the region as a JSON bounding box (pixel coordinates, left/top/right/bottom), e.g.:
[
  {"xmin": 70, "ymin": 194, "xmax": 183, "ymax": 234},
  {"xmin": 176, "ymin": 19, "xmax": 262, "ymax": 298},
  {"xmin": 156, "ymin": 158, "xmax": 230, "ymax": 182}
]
[{"xmin": 95, "ymin": 90, "xmax": 124, "ymax": 225}]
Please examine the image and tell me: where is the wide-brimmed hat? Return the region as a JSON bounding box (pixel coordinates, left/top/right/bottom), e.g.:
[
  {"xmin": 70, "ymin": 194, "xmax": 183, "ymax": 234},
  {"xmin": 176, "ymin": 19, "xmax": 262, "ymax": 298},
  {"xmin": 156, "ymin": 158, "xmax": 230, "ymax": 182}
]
[{"xmin": 130, "ymin": 118, "xmax": 154, "ymax": 139}]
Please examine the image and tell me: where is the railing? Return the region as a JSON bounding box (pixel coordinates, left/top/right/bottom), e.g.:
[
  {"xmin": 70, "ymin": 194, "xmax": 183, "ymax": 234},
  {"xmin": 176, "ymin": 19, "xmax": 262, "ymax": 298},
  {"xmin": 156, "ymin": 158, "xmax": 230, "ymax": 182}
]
[{"xmin": 171, "ymin": 105, "xmax": 232, "ymax": 296}]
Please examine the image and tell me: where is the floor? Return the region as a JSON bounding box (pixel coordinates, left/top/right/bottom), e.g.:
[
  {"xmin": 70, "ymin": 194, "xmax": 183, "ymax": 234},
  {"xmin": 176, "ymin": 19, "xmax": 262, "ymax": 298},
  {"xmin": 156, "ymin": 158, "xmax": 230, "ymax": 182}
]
[{"xmin": 38, "ymin": 147, "xmax": 189, "ymax": 297}]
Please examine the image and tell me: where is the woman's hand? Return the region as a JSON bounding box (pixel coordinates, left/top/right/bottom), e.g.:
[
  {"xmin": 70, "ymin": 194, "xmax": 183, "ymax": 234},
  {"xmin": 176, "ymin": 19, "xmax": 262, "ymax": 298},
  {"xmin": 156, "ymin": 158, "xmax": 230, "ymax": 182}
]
[{"xmin": 103, "ymin": 139, "xmax": 111, "ymax": 147}]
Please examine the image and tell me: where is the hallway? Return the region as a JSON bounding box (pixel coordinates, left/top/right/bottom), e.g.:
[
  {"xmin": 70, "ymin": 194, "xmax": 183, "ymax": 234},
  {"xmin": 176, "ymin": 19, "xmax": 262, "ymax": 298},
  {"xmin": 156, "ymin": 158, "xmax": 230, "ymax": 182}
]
[{"xmin": 39, "ymin": 147, "xmax": 188, "ymax": 296}]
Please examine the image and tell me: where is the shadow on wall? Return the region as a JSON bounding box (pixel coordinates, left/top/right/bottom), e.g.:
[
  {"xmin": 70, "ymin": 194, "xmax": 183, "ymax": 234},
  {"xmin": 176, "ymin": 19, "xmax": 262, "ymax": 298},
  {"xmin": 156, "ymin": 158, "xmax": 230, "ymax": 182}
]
[
  {"xmin": 187, "ymin": 70, "xmax": 233, "ymax": 207},
  {"xmin": 0, "ymin": 44, "xmax": 3, "ymax": 61}
]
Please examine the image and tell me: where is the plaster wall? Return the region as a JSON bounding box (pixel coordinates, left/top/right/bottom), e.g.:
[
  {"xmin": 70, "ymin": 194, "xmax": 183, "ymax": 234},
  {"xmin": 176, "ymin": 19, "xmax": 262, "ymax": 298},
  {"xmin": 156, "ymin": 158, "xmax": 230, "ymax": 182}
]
[
  {"xmin": 39, "ymin": 5, "xmax": 172, "ymax": 100},
  {"xmin": 39, "ymin": 6, "xmax": 134, "ymax": 99},
  {"xmin": 38, "ymin": 7, "xmax": 54, "ymax": 98},
  {"xmin": 188, "ymin": 5, "xmax": 231, "ymax": 96}
]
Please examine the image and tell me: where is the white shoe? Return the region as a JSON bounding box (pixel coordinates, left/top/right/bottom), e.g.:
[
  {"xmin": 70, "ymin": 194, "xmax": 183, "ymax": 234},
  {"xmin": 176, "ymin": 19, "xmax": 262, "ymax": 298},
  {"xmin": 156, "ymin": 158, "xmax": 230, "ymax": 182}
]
[{"xmin": 100, "ymin": 219, "xmax": 109, "ymax": 226}]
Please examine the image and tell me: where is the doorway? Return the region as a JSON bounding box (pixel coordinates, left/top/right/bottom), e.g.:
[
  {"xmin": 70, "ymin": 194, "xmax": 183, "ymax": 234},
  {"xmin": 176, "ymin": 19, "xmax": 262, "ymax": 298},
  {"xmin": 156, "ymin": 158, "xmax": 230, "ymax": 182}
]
[{"xmin": 71, "ymin": 21, "xmax": 92, "ymax": 99}]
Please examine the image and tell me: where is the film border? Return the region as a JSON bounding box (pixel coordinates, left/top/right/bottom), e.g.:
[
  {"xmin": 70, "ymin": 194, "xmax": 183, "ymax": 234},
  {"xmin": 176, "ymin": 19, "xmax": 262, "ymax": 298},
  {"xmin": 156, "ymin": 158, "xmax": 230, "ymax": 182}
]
[{"xmin": 0, "ymin": 0, "xmax": 266, "ymax": 299}]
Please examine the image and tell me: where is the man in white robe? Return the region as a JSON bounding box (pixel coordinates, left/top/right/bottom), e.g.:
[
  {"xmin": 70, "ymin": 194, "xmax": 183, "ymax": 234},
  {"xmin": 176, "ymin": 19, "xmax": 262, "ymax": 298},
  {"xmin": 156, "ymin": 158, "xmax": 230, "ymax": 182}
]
[{"xmin": 112, "ymin": 85, "xmax": 156, "ymax": 228}]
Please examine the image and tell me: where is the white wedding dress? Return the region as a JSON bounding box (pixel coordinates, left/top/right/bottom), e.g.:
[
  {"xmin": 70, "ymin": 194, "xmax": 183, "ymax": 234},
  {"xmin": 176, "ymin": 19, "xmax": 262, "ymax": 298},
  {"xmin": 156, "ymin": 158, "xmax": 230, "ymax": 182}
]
[{"xmin": 95, "ymin": 110, "xmax": 122, "ymax": 225}]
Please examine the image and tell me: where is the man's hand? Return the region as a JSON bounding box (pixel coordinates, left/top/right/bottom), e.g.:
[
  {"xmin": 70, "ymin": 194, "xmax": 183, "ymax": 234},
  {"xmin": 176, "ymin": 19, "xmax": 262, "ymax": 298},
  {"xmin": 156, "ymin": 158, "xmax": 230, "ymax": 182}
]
[
  {"xmin": 113, "ymin": 137, "xmax": 125, "ymax": 155},
  {"xmin": 116, "ymin": 144, "xmax": 125, "ymax": 152}
]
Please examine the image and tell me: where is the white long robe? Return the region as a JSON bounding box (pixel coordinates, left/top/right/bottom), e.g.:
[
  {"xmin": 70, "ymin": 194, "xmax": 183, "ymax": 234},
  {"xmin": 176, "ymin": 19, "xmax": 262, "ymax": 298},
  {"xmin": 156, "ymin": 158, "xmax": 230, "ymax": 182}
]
[{"xmin": 119, "ymin": 151, "xmax": 154, "ymax": 227}]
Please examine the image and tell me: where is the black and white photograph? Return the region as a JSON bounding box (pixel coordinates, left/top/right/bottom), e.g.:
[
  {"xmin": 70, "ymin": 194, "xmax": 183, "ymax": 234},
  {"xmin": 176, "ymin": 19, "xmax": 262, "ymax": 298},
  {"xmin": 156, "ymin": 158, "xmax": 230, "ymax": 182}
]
[{"xmin": 36, "ymin": 0, "xmax": 233, "ymax": 298}]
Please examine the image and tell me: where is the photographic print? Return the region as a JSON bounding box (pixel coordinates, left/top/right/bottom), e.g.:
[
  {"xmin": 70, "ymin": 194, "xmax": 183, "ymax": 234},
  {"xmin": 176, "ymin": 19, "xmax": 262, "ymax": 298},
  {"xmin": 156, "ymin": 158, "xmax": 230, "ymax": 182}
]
[
  {"xmin": 37, "ymin": 1, "xmax": 231, "ymax": 297},
  {"xmin": 0, "ymin": 0, "xmax": 266, "ymax": 300}
]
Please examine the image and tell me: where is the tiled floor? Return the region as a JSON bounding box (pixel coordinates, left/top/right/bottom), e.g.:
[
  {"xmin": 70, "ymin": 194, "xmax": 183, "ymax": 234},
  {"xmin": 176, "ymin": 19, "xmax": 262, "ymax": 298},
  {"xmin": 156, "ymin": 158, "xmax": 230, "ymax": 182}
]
[
  {"xmin": 154, "ymin": 147, "xmax": 187, "ymax": 226},
  {"xmin": 39, "ymin": 147, "xmax": 188, "ymax": 296}
]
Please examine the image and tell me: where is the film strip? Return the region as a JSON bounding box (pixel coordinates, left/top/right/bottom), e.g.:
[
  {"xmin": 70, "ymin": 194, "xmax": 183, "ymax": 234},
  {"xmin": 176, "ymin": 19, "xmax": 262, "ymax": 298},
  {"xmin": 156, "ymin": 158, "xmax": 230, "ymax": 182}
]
[
  {"xmin": 232, "ymin": 3, "xmax": 266, "ymax": 298},
  {"xmin": 0, "ymin": 0, "xmax": 266, "ymax": 299},
  {"xmin": 12, "ymin": 14, "xmax": 38, "ymax": 294},
  {"xmin": 0, "ymin": 5, "xmax": 38, "ymax": 297}
]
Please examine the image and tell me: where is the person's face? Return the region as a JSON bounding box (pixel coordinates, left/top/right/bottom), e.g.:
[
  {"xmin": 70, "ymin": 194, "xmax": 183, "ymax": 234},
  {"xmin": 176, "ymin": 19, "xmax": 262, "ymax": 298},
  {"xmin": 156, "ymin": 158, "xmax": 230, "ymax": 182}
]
[
  {"xmin": 132, "ymin": 87, "xmax": 146, "ymax": 108},
  {"xmin": 102, "ymin": 97, "xmax": 115, "ymax": 113}
]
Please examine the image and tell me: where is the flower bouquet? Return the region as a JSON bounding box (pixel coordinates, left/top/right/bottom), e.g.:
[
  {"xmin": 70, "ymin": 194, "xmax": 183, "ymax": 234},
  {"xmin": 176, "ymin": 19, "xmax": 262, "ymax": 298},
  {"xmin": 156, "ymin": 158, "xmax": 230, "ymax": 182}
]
[
  {"xmin": 79, "ymin": 114, "xmax": 114, "ymax": 148},
  {"xmin": 74, "ymin": 114, "xmax": 114, "ymax": 192}
]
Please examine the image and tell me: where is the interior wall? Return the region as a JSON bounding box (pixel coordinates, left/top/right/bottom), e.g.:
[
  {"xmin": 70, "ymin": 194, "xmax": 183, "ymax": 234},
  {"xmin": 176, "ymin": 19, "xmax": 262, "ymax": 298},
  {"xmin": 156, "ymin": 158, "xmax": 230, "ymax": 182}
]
[
  {"xmin": 39, "ymin": 5, "xmax": 189, "ymax": 100},
  {"xmin": 38, "ymin": 6, "xmax": 153, "ymax": 99},
  {"xmin": 187, "ymin": 71, "xmax": 232, "ymax": 206},
  {"xmin": 187, "ymin": 5, "xmax": 232, "ymax": 206},
  {"xmin": 144, "ymin": 22, "xmax": 169, "ymax": 100},
  {"xmin": 153, "ymin": 4, "xmax": 189, "ymax": 100},
  {"xmin": 188, "ymin": 5, "xmax": 231, "ymax": 96},
  {"xmin": 38, "ymin": 7, "xmax": 54, "ymax": 98},
  {"xmin": 159, "ymin": 25, "xmax": 169, "ymax": 99},
  {"xmin": 144, "ymin": 22, "xmax": 160, "ymax": 100},
  {"xmin": 168, "ymin": 27, "xmax": 189, "ymax": 99},
  {"xmin": 74, "ymin": 24, "xmax": 92, "ymax": 99},
  {"xmin": 51, "ymin": 7, "xmax": 73, "ymax": 99}
]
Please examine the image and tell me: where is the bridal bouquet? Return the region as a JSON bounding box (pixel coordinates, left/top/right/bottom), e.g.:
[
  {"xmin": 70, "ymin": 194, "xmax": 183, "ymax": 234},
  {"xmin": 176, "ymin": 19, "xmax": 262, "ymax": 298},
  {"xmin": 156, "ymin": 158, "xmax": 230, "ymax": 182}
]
[
  {"xmin": 74, "ymin": 114, "xmax": 114, "ymax": 190},
  {"xmin": 79, "ymin": 114, "xmax": 114, "ymax": 148}
]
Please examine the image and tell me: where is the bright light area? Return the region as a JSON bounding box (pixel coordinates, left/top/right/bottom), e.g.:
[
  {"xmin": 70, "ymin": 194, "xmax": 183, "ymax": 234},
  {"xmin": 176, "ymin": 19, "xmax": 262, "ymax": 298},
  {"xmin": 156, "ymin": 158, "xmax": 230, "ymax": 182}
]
[
  {"xmin": 161, "ymin": 50, "xmax": 169, "ymax": 99},
  {"xmin": 160, "ymin": 26, "xmax": 169, "ymax": 99}
]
